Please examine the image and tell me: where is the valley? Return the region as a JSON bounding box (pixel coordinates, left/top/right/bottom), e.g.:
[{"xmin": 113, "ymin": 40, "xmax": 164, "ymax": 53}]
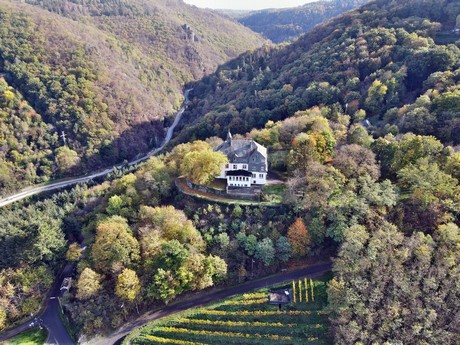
[{"xmin": 0, "ymin": 0, "xmax": 460, "ymax": 344}]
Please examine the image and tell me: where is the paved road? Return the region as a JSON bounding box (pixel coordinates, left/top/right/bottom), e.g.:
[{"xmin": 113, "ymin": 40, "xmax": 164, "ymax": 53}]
[
  {"xmin": 86, "ymin": 261, "xmax": 332, "ymax": 345},
  {"xmin": 41, "ymin": 264, "xmax": 75, "ymax": 345},
  {"xmin": 0, "ymin": 89, "xmax": 192, "ymax": 344},
  {"xmin": 0, "ymin": 89, "xmax": 192, "ymax": 208},
  {"xmin": 0, "ymin": 264, "xmax": 75, "ymax": 344}
]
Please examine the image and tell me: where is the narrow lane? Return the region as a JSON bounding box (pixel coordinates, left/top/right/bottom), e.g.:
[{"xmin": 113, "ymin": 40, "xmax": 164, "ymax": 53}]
[
  {"xmin": 0, "ymin": 89, "xmax": 192, "ymax": 208},
  {"xmin": 87, "ymin": 261, "xmax": 333, "ymax": 345}
]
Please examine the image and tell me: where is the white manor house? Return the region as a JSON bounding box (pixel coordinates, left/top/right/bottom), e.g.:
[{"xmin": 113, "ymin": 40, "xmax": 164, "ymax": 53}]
[{"xmin": 214, "ymin": 131, "xmax": 268, "ymax": 188}]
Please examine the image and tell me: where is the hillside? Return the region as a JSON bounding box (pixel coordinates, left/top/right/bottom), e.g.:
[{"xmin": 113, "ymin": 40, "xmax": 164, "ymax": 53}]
[
  {"xmin": 0, "ymin": 0, "xmax": 264, "ymax": 194},
  {"xmin": 1, "ymin": 0, "xmax": 460, "ymax": 342},
  {"xmin": 176, "ymin": 0, "xmax": 460, "ymax": 144},
  {"xmin": 237, "ymin": 0, "xmax": 369, "ymax": 43},
  {"xmin": 171, "ymin": 0, "xmax": 460, "ymax": 343}
]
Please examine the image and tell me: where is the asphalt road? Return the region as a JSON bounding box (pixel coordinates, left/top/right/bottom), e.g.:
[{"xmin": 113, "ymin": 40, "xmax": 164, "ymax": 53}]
[
  {"xmin": 0, "ymin": 89, "xmax": 192, "ymax": 344},
  {"xmin": 0, "ymin": 89, "xmax": 192, "ymax": 208},
  {"xmin": 0, "ymin": 264, "xmax": 75, "ymax": 344},
  {"xmin": 41, "ymin": 264, "xmax": 75, "ymax": 345},
  {"xmin": 86, "ymin": 261, "xmax": 332, "ymax": 345}
]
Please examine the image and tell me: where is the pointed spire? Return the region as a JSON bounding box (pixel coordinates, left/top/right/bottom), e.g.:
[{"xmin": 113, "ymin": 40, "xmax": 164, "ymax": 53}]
[{"xmin": 227, "ymin": 129, "xmax": 232, "ymax": 142}]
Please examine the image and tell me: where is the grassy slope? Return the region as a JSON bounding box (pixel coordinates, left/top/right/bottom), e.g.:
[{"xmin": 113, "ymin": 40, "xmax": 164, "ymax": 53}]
[
  {"xmin": 4, "ymin": 328, "xmax": 47, "ymax": 345},
  {"xmin": 125, "ymin": 277, "xmax": 332, "ymax": 345}
]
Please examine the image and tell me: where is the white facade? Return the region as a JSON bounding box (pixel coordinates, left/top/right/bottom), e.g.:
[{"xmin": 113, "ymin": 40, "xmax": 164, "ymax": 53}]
[
  {"xmin": 215, "ymin": 136, "xmax": 268, "ymax": 187},
  {"xmin": 227, "ymin": 175, "xmax": 251, "ymax": 187}
]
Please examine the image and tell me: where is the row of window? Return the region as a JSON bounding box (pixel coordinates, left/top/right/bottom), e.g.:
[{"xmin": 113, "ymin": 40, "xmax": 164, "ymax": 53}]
[
  {"xmin": 229, "ymin": 174, "xmax": 264, "ymax": 181},
  {"xmin": 225, "ymin": 164, "xmax": 265, "ymax": 171},
  {"xmin": 229, "ymin": 176, "xmax": 250, "ymax": 182}
]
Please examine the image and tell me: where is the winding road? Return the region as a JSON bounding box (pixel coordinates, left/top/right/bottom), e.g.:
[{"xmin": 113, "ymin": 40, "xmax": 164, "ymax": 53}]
[
  {"xmin": 0, "ymin": 89, "xmax": 334, "ymax": 345},
  {"xmin": 0, "ymin": 89, "xmax": 192, "ymax": 208},
  {"xmin": 0, "ymin": 89, "xmax": 192, "ymax": 344}
]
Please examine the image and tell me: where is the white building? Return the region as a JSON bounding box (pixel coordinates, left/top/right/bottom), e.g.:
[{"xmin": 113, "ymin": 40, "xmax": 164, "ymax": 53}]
[{"xmin": 214, "ymin": 131, "xmax": 268, "ymax": 187}]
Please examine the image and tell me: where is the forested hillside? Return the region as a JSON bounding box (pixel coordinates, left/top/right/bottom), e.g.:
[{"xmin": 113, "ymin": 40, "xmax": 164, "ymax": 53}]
[
  {"xmin": 237, "ymin": 0, "xmax": 369, "ymax": 43},
  {"xmin": 172, "ymin": 0, "xmax": 460, "ymax": 343},
  {"xmin": 0, "ymin": 0, "xmax": 264, "ymax": 194},
  {"xmin": 178, "ymin": 0, "xmax": 460, "ymax": 144},
  {"xmin": 1, "ymin": 0, "xmax": 460, "ymax": 342}
]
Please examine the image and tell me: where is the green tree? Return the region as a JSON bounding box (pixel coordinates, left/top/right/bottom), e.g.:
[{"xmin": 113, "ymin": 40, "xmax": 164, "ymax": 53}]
[
  {"xmin": 276, "ymin": 236, "xmax": 292, "ymax": 263},
  {"xmin": 91, "ymin": 216, "xmax": 140, "ymax": 274},
  {"xmin": 254, "ymin": 238, "xmax": 275, "ymax": 266},
  {"xmin": 106, "ymin": 195, "xmax": 124, "ymax": 216},
  {"xmin": 55, "ymin": 146, "xmax": 80, "ymax": 174}
]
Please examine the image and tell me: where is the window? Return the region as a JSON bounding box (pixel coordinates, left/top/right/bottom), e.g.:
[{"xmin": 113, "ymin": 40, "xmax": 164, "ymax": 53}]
[
  {"xmin": 243, "ymin": 164, "xmax": 247, "ymax": 169},
  {"xmin": 225, "ymin": 164, "xmax": 229, "ymax": 169},
  {"xmin": 233, "ymin": 164, "xmax": 237, "ymax": 169},
  {"xmin": 259, "ymin": 174, "xmax": 264, "ymax": 179},
  {"xmin": 252, "ymin": 173, "xmax": 256, "ymax": 178}
]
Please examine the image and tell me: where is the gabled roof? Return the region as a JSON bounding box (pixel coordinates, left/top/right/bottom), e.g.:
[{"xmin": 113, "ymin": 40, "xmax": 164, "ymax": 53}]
[{"xmin": 215, "ymin": 131, "xmax": 267, "ymax": 164}]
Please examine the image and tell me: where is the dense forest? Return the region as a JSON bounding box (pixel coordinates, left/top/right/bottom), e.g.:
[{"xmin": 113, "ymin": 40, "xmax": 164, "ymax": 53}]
[
  {"xmin": 0, "ymin": 0, "xmax": 264, "ymax": 195},
  {"xmin": 237, "ymin": 0, "xmax": 369, "ymax": 43},
  {"xmin": 172, "ymin": 0, "xmax": 460, "ymax": 343},
  {"xmin": 1, "ymin": 0, "xmax": 460, "ymax": 343}
]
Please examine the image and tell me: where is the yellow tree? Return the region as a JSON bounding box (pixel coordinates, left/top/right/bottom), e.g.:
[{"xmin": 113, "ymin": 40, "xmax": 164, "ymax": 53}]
[
  {"xmin": 167, "ymin": 140, "xmax": 228, "ymax": 185},
  {"xmin": 76, "ymin": 268, "xmax": 102, "ymax": 300},
  {"xmin": 115, "ymin": 268, "xmax": 141, "ymax": 302},
  {"xmin": 298, "ymin": 280, "xmax": 302, "ymax": 303},
  {"xmin": 66, "ymin": 243, "xmax": 82, "ymax": 262},
  {"xmin": 115, "ymin": 268, "xmax": 141, "ymax": 315},
  {"xmin": 305, "ymin": 277, "xmax": 309, "ymax": 302},
  {"xmin": 181, "ymin": 149, "xmax": 228, "ymax": 185},
  {"xmin": 310, "ymin": 278, "xmax": 315, "ymax": 302},
  {"xmin": 292, "ymin": 280, "xmax": 296, "ymax": 303}
]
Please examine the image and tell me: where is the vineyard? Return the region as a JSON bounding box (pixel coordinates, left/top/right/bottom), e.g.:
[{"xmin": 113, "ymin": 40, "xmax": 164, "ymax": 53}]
[{"xmin": 125, "ymin": 277, "xmax": 332, "ymax": 345}]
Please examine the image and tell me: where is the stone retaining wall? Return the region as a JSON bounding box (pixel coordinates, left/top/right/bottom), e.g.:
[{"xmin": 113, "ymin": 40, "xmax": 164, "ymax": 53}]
[{"xmin": 184, "ymin": 180, "xmax": 260, "ymax": 201}]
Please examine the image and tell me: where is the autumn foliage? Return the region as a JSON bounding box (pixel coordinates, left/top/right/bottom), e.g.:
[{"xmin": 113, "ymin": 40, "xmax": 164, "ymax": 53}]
[{"xmin": 287, "ymin": 218, "xmax": 312, "ymax": 258}]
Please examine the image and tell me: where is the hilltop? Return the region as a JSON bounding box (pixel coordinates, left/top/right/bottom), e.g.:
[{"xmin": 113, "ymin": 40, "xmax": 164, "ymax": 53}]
[
  {"xmin": 0, "ymin": 0, "xmax": 264, "ymax": 194},
  {"xmin": 236, "ymin": 0, "xmax": 369, "ymax": 43}
]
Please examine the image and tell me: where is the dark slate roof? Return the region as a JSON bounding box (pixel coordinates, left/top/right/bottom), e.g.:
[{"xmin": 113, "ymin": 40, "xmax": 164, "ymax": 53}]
[
  {"xmin": 226, "ymin": 170, "xmax": 253, "ymax": 177},
  {"xmin": 214, "ymin": 134, "xmax": 267, "ymax": 171}
]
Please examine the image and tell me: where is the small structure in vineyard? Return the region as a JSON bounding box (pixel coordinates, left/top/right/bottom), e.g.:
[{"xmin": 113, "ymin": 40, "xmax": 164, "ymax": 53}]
[{"xmin": 268, "ymin": 289, "xmax": 291, "ymax": 310}]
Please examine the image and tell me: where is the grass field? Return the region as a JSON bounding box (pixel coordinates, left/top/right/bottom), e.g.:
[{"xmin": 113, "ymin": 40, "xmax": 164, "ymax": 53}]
[
  {"xmin": 125, "ymin": 277, "xmax": 332, "ymax": 345},
  {"xmin": 4, "ymin": 328, "xmax": 47, "ymax": 345}
]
